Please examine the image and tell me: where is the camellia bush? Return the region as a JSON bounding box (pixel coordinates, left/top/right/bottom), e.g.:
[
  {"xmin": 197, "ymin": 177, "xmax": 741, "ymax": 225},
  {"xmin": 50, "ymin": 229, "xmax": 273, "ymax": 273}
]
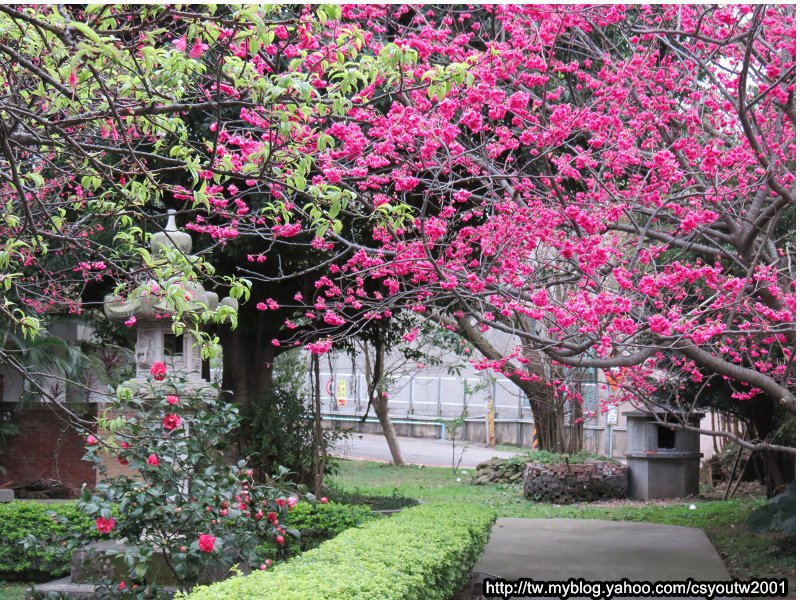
[{"xmin": 79, "ymin": 362, "xmax": 315, "ymax": 595}]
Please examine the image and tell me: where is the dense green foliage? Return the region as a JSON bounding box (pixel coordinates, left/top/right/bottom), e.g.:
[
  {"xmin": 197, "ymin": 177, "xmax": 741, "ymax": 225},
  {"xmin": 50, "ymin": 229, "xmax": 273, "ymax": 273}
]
[
  {"xmin": 502, "ymin": 450, "xmax": 612, "ymax": 469},
  {"xmin": 321, "ymin": 484, "xmax": 418, "ymax": 511},
  {"xmin": 185, "ymin": 504, "xmax": 497, "ymax": 600},
  {"xmin": 0, "ymin": 502, "xmax": 98, "ymax": 577},
  {"xmin": 259, "ymin": 501, "xmax": 377, "ymax": 560},
  {"xmin": 241, "ymin": 350, "xmax": 344, "ymax": 485}
]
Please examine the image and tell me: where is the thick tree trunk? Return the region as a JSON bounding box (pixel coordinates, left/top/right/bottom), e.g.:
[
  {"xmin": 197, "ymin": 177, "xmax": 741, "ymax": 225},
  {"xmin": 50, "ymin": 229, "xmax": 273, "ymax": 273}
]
[
  {"xmin": 449, "ymin": 315, "xmax": 570, "ymax": 452},
  {"xmin": 220, "ymin": 324, "xmax": 275, "ymax": 463},
  {"xmin": 220, "ymin": 325, "xmax": 274, "ymax": 410}
]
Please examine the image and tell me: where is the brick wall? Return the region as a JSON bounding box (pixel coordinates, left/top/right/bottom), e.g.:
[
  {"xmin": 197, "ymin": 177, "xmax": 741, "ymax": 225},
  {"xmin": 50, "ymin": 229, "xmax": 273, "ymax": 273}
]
[{"xmin": 0, "ymin": 402, "xmax": 98, "ymax": 493}]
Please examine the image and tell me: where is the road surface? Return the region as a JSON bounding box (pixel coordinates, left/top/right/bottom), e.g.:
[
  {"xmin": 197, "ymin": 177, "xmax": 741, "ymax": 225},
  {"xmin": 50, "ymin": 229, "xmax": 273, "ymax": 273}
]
[{"xmin": 333, "ymin": 432, "xmax": 525, "ymax": 467}]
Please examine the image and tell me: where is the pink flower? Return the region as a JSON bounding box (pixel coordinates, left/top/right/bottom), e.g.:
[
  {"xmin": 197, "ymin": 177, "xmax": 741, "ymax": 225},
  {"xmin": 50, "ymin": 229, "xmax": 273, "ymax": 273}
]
[
  {"xmin": 162, "ymin": 414, "xmax": 182, "ymax": 431},
  {"xmin": 147, "ymin": 454, "xmax": 160, "ymax": 467},
  {"xmin": 287, "ymin": 496, "xmax": 298, "ymax": 509},
  {"xmin": 275, "ymin": 498, "xmax": 286, "ymax": 508},
  {"xmin": 305, "ymin": 338, "xmax": 333, "ymax": 355},
  {"xmin": 320, "ymin": 497, "xmax": 328, "ymax": 504},
  {"xmin": 150, "ymin": 362, "xmax": 167, "ymax": 381},
  {"xmin": 118, "ymin": 582, "xmax": 126, "ymax": 591},
  {"xmin": 188, "ymin": 38, "xmax": 208, "ymax": 59},
  {"xmin": 95, "ymin": 517, "xmax": 115, "ymax": 534},
  {"xmin": 172, "ymin": 36, "xmax": 187, "ymax": 52},
  {"xmin": 166, "ymin": 395, "xmax": 179, "ymax": 406},
  {"xmin": 275, "ymin": 534, "xmax": 285, "ymax": 545},
  {"xmin": 648, "ymin": 315, "xmax": 673, "ymax": 336},
  {"xmin": 86, "ymin": 434, "xmax": 99, "ymax": 446},
  {"xmin": 68, "ymin": 70, "xmax": 77, "ymax": 89},
  {"xmin": 198, "ymin": 533, "xmax": 216, "ymax": 553},
  {"xmin": 124, "ymin": 316, "xmax": 136, "ymax": 328}
]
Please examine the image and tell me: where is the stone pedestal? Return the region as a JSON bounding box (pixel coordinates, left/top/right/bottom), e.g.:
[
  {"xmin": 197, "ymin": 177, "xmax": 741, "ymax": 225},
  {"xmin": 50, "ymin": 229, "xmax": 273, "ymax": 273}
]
[{"xmin": 625, "ymin": 410, "xmax": 702, "ymax": 500}]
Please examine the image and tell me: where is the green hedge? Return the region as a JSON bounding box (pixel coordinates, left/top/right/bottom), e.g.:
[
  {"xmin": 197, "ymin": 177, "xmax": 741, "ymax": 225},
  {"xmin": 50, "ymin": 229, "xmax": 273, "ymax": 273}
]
[
  {"xmin": 259, "ymin": 501, "xmax": 378, "ymax": 560},
  {"xmin": 186, "ymin": 504, "xmax": 497, "ymax": 600},
  {"xmin": 0, "ymin": 501, "xmax": 99, "ymax": 578}
]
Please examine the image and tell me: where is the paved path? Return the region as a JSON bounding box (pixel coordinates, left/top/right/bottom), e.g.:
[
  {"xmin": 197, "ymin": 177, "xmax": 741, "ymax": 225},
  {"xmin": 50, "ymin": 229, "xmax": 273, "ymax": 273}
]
[
  {"xmin": 333, "ymin": 432, "xmax": 524, "ymax": 467},
  {"xmin": 476, "ymin": 518, "xmax": 733, "ymax": 599}
]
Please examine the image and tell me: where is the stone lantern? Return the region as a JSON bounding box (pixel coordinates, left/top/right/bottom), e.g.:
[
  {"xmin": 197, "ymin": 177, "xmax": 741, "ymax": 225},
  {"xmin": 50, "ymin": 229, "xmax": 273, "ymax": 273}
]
[
  {"xmin": 104, "ymin": 210, "xmax": 238, "ymax": 384},
  {"xmin": 624, "ymin": 409, "xmax": 702, "ymax": 500}
]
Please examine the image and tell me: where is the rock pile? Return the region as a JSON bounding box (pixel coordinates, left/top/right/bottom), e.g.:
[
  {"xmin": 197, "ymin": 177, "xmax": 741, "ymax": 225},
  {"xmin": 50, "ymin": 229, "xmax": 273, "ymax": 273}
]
[
  {"xmin": 523, "ymin": 461, "xmax": 628, "ymax": 504},
  {"xmin": 473, "ymin": 457, "xmax": 525, "ymax": 485}
]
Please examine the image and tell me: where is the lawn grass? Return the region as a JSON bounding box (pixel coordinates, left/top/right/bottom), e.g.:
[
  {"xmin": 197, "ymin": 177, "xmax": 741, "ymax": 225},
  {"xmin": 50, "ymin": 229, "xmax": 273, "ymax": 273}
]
[
  {"xmin": 330, "ymin": 459, "xmax": 796, "ymax": 595},
  {"xmin": 0, "ymin": 582, "xmax": 27, "ymax": 600}
]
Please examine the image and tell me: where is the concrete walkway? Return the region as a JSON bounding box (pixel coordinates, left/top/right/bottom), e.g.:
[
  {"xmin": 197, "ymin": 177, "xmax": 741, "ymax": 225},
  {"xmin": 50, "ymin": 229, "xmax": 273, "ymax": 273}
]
[
  {"xmin": 333, "ymin": 432, "xmax": 524, "ymax": 468},
  {"xmin": 476, "ymin": 518, "xmax": 733, "ymax": 599}
]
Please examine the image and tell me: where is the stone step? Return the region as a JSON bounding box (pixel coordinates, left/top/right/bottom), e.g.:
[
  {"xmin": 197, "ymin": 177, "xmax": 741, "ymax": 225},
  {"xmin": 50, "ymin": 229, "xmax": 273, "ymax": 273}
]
[{"xmin": 27, "ymin": 577, "xmax": 99, "ymax": 600}]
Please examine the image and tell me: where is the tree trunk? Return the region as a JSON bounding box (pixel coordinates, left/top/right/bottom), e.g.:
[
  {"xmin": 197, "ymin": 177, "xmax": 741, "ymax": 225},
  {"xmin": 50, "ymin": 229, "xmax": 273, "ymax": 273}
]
[
  {"xmin": 311, "ymin": 354, "xmax": 327, "ymax": 496},
  {"xmin": 449, "ymin": 315, "xmax": 568, "ymax": 452},
  {"xmin": 373, "ymin": 395, "xmax": 405, "ymax": 466},
  {"xmin": 220, "ymin": 323, "xmax": 275, "ymax": 463},
  {"xmin": 363, "ymin": 337, "xmax": 405, "ymax": 465},
  {"xmin": 220, "ymin": 324, "xmax": 274, "ymax": 410}
]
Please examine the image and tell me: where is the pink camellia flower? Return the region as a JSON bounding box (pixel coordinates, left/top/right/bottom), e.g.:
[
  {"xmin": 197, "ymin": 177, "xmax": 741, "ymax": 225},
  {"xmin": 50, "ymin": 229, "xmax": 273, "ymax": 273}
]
[
  {"xmin": 198, "ymin": 533, "xmax": 216, "ymax": 553},
  {"xmin": 275, "ymin": 534, "xmax": 285, "ymax": 545},
  {"xmin": 162, "ymin": 414, "xmax": 182, "ymax": 431},
  {"xmin": 188, "ymin": 38, "xmax": 208, "ymax": 59},
  {"xmin": 172, "ymin": 36, "xmax": 186, "ymax": 52},
  {"xmin": 147, "ymin": 454, "xmax": 160, "ymax": 467},
  {"xmin": 287, "ymin": 496, "xmax": 298, "ymax": 509},
  {"xmin": 150, "ymin": 362, "xmax": 167, "ymax": 381},
  {"xmin": 95, "ymin": 517, "xmax": 116, "ymax": 534},
  {"xmin": 166, "ymin": 395, "xmax": 179, "ymax": 406},
  {"xmin": 86, "ymin": 434, "xmax": 99, "ymax": 446},
  {"xmin": 124, "ymin": 316, "xmax": 136, "ymax": 328},
  {"xmin": 118, "ymin": 582, "xmax": 126, "ymax": 591},
  {"xmin": 320, "ymin": 497, "xmax": 329, "ymax": 504}
]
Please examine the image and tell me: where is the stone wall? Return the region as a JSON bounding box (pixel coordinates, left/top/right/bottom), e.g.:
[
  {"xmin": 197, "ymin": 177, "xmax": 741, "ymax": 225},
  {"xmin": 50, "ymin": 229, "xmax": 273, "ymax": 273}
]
[{"xmin": 523, "ymin": 461, "xmax": 628, "ymax": 504}]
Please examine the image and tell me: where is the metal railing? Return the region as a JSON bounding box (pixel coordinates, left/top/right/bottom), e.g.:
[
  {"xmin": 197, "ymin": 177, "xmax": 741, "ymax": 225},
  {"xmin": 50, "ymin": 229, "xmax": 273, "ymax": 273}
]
[{"xmin": 319, "ymin": 372, "xmax": 599, "ymax": 420}]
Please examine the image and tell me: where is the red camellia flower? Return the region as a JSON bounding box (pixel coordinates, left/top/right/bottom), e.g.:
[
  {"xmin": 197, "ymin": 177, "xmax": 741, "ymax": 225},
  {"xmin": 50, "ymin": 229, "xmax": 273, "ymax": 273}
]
[
  {"xmin": 95, "ymin": 516, "xmax": 116, "ymax": 534},
  {"xmin": 118, "ymin": 582, "xmax": 126, "ymax": 591},
  {"xmin": 166, "ymin": 395, "xmax": 179, "ymax": 405},
  {"xmin": 86, "ymin": 434, "xmax": 98, "ymax": 446},
  {"xmin": 146, "ymin": 454, "xmax": 160, "ymax": 467},
  {"xmin": 198, "ymin": 533, "xmax": 216, "ymax": 553},
  {"xmin": 150, "ymin": 361, "xmax": 167, "ymax": 381},
  {"xmin": 275, "ymin": 534, "xmax": 285, "ymax": 545},
  {"xmin": 275, "ymin": 498, "xmax": 286, "ymax": 508},
  {"xmin": 162, "ymin": 414, "xmax": 182, "ymax": 431}
]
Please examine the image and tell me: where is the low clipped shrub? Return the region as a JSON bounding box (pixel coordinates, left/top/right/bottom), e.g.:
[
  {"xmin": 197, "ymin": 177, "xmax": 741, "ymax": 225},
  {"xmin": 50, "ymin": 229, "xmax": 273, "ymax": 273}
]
[
  {"xmin": 0, "ymin": 501, "xmax": 99, "ymax": 578},
  {"xmin": 185, "ymin": 503, "xmax": 497, "ymax": 600},
  {"xmin": 320, "ymin": 484, "xmax": 418, "ymax": 510},
  {"xmin": 258, "ymin": 501, "xmax": 378, "ymax": 560}
]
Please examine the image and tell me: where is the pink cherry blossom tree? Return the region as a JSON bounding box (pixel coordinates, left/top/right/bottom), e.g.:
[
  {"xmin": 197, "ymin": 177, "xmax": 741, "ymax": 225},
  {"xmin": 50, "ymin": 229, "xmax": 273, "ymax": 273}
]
[{"xmin": 249, "ymin": 6, "xmax": 795, "ymax": 461}]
